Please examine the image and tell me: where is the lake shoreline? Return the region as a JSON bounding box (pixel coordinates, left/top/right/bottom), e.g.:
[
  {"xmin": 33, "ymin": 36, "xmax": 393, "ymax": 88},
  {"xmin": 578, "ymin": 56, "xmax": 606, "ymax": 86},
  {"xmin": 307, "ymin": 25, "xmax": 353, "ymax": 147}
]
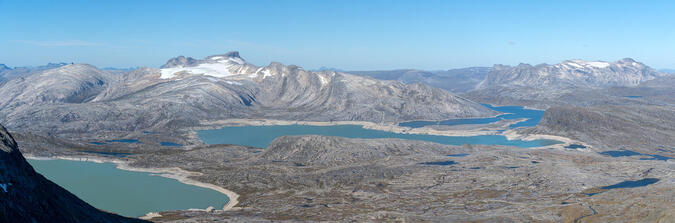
[
  {"xmin": 502, "ymin": 129, "xmax": 588, "ymax": 150},
  {"xmin": 198, "ymin": 119, "xmax": 504, "ymax": 137},
  {"xmin": 24, "ymin": 154, "xmax": 240, "ymax": 215},
  {"xmin": 195, "ymin": 118, "xmax": 577, "ymax": 149}
]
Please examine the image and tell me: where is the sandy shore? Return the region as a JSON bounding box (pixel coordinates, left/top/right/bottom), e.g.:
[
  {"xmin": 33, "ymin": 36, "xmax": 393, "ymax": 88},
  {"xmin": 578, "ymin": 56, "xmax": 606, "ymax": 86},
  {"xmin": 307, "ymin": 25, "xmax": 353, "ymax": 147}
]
[
  {"xmin": 502, "ymin": 129, "xmax": 591, "ymax": 150},
  {"xmin": 196, "ymin": 118, "xmax": 584, "ymax": 151},
  {"xmin": 24, "ymin": 154, "xmax": 240, "ymax": 212},
  {"xmin": 198, "ymin": 118, "xmax": 517, "ymax": 137}
]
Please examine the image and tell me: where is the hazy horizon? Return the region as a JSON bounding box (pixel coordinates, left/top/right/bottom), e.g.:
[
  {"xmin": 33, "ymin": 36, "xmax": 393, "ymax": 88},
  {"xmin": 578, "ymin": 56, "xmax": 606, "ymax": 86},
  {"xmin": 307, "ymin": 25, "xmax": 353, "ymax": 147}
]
[
  {"xmin": 1, "ymin": 53, "xmax": 671, "ymax": 72},
  {"xmin": 1, "ymin": 0, "xmax": 674, "ymax": 70}
]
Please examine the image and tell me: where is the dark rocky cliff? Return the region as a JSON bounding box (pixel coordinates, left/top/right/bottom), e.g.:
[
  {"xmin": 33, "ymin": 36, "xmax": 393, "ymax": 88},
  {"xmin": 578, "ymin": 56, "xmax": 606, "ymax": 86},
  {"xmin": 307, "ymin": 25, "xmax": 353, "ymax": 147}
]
[{"xmin": 0, "ymin": 124, "xmax": 146, "ymax": 223}]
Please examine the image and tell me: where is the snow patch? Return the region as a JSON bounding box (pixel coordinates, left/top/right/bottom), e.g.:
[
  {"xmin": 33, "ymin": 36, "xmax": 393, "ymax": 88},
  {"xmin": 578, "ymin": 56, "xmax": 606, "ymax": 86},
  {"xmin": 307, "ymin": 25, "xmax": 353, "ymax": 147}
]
[
  {"xmin": 224, "ymin": 81, "xmax": 243, "ymax": 85},
  {"xmin": 587, "ymin": 61, "xmax": 610, "ymax": 68},
  {"xmin": 562, "ymin": 60, "xmax": 610, "ymax": 69},
  {"xmin": 160, "ymin": 62, "xmax": 235, "ymax": 79},
  {"xmin": 564, "ymin": 62, "xmax": 583, "ymax": 68},
  {"xmin": 262, "ymin": 70, "xmax": 273, "ymax": 79},
  {"xmin": 317, "ymin": 74, "xmax": 328, "ymax": 86}
]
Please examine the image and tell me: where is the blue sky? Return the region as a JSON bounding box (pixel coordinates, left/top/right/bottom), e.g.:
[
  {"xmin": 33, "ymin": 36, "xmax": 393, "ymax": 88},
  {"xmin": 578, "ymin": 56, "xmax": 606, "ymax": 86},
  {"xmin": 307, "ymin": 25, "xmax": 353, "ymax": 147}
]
[{"xmin": 1, "ymin": 0, "xmax": 674, "ymax": 70}]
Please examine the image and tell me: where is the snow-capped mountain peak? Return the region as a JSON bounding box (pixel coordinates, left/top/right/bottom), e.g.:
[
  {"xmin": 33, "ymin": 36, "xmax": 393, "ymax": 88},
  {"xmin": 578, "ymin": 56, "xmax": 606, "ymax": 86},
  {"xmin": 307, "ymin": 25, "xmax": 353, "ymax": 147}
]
[
  {"xmin": 559, "ymin": 60, "xmax": 611, "ymax": 69},
  {"xmin": 159, "ymin": 51, "xmax": 255, "ymax": 79}
]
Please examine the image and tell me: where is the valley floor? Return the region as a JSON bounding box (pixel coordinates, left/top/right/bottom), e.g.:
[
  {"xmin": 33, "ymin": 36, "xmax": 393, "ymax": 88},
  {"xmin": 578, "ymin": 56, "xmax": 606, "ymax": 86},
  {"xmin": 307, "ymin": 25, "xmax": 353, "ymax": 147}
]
[{"xmin": 12, "ymin": 118, "xmax": 674, "ymax": 222}]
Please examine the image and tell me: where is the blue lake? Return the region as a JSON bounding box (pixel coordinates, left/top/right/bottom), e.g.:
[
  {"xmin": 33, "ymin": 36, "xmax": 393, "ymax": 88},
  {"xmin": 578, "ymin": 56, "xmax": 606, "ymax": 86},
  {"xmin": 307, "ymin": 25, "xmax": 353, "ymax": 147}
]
[
  {"xmin": 587, "ymin": 178, "xmax": 660, "ymax": 196},
  {"xmin": 81, "ymin": 150, "xmax": 132, "ymax": 157},
  {"xmin": 160, "ymin": 142, "xmax": 183, "ymax": 147},
  {"xmin": 28, "ymin": 159, "xmax": 229, "ymax": 217},
  {"xmin": 399, "ymin": 104, "xmax": 545, "ymax": 129},
  {"xmin": 447, "ymin": 153, "xmax": 470, "ymax": 157},
  {"xmin": 599, "ymin": 150, "xmax": 672, "ymax": 161},
  {"xmin": 565, "ymin": 144, "xmax": 587, "ymax": 149},
  {"xmin": 197, "ymin": 124, "xmax": 561, "ymax": 148},
  {"xmin": 420, "ymin": 161, "xmax": 457, "ymax": 166},
  {"xmin": 107, "ymin": 139, "xmax": 140, "ymax": 144}
]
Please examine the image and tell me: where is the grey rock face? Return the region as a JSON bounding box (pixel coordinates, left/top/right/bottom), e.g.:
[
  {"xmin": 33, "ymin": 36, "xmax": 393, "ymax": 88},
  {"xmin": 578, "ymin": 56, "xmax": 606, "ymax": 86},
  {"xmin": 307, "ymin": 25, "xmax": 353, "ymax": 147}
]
[
  {"xmin": 261, "ymin": 135, "xmax": 443, "ymax": 167},
  {"xmin": 0, "ymin": 124, "xmax": 146, "ymax": 222},
  {"xmin": 160, "ymin": 52, "xmax": 245, "ymax": 69},
  {"xmin": 160, "ymin": 56, "xmax": 199, "ymax": 68}
]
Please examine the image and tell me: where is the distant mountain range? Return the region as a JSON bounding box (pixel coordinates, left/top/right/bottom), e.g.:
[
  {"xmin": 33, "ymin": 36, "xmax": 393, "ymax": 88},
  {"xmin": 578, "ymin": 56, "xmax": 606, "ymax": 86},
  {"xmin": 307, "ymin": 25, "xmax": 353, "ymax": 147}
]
[
  {"xmin": 477, "ymin": 58, "xmax": 663, "ymax": 89},
  {"xmin": 319, "ymin": 58, "xmax": 671, "ymax": 109},
  {"xmin": 466, "ymin": 58, "xmax": 670, "ymax": 108},
  {"xmin": 0, "ymin": 54, "xmax": 670, "ymax": 135},
  {"xmin": 349, "ymin": 67, "xmax": 490, "ymax": 93},
  {"xmin": 0, "ymin": 52, "xmax": 496, "ymax": 136},
  {"xmin": 0, "ymin": 63, "xmax": 70, "ymax": 83}
]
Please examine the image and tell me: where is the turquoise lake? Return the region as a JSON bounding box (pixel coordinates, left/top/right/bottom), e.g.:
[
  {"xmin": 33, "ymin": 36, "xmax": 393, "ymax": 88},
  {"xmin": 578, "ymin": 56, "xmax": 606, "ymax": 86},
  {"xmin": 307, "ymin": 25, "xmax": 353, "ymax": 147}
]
[
  {"xmin": 28, "ymin": 104, "xmax": 559, "ymax": 218},
  {"xmin": 28, "ymin": 159, "xmax": 229, "ymax": 217},
  {"xmin": 399, "ymin": 104, "xmax": 545, "ymax": 129},
  {"xmin": 197, "ymin": 124, "xmax": 561, "ymax": 148}
]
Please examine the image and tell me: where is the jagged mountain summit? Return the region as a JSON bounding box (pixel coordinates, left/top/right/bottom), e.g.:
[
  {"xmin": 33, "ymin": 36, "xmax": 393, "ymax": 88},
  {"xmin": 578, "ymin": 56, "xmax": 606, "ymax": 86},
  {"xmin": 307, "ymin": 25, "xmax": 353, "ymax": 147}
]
[
  {"xmin": 153, "ymin": 51, "xmax": 497, "ymax": 121},
  {"xmin": 0, "ymin": 124, "xmax": 145, "ymax": 222},
  {"xmin": 159, "ymin": 52, "xmax": 256, "ymax": 79},
  {"xmin": 477, "ymin": 58, "xmax": 664, "ymax": 89},
  {"xmin": 0, "ymin": 51, "xmax": 497, "ymax": 136}
]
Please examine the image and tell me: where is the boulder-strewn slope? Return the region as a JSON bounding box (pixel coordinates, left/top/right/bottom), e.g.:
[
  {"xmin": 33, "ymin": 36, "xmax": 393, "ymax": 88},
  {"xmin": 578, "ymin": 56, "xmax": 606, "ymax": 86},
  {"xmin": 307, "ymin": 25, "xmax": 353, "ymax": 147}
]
[
  {"xmin": 120, "ymin": 135, "xmax": 674, "ymax": 222},
  {"xmin": 523, "ymin": 105, "xmax": 675, "ymax": 156},
  {"xmin": 0, "ymin": 124, "xmax": 146, "ymax": 222}
]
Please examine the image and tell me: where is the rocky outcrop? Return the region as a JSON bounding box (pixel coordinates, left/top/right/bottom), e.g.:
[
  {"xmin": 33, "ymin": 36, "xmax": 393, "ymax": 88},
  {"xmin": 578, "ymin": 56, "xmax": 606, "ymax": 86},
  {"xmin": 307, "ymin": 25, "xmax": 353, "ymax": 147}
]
[
  {"xmin": 524, "ymin": 105, "xmax": 675, "ymax": 155},
  {"xmin": 0, "ymin": 124, "xmax": 146, "ymax": 222},
  {"xmin": 262, "ymin": 135, "xmax": 444, "ymax": 167},
  {"xmin": 159, "ymin": 56, "xmax": 199, "ymax": 69}
]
